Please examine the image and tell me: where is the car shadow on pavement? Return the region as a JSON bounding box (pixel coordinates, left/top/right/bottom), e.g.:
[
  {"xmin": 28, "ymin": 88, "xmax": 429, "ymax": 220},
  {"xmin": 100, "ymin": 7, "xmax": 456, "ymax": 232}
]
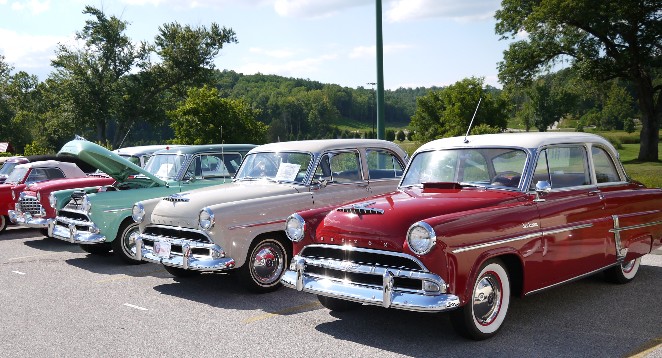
[
  {"xmin": 153, "ymin": 275, "xmax": 321, "ymax": 314},
  {"xmin": 312, "ymin": 265, "xmax": 662, "ymax": 358},
  {"xmin": 22, "ymin": 236, "xmax": 85, "ymax": 253},
  {"xmin": 64, "ymin": 254, "xmax": 171, "ymax": 278}
]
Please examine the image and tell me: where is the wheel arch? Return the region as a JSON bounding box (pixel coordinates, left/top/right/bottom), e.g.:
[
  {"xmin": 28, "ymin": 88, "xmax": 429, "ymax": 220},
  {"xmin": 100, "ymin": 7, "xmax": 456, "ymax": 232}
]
[{"xmin": 461, "ymin": 249, "xmax": 524, "ymax": 302}]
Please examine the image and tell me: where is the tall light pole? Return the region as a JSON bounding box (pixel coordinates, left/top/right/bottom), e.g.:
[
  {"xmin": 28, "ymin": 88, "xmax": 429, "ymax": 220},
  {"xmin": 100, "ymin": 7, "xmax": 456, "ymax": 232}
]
[
  {"xmin": 367, "ymin": 82, "xmax": 376, "ymax": 138},
  {"xmin": 375, "ymin": 0, "xmax": 385, "ymax": 140}
]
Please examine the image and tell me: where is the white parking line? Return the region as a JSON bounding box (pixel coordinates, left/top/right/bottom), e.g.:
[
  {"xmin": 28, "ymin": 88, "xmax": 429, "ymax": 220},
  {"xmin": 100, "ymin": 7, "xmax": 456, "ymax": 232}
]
[
  {"xmin": 123, "ymin": 303, "xmax": 148, "ymax": 311},
  {"xmin": 12, "ymin": 271, "xmax": 26, "ymax": 275}
]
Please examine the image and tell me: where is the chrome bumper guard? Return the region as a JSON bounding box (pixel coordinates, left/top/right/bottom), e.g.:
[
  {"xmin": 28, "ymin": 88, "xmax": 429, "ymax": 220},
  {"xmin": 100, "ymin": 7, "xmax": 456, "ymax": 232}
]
[
  {"xmin": 8, "ymin": 210, "xmax": 52, "ymax": 228},
  {"xmin": 281, "ymin": 255, "xmax": 461, "ymax": 313},
  {"xmin": 135, "ymin": 234, "xmax": 234, "ymax": 272},
  {"xmin": 49, "ymin": 216, "xmax": 106, "ymax": 244}
]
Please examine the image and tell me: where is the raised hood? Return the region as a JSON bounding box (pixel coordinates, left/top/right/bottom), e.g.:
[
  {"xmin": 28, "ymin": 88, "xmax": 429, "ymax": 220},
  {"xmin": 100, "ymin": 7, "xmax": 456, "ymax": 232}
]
[
  {"xmin": 150, "ymin": 181, "xmax": 301, "ymax": 228},
  {"xmin": 316, "ymin": 187, "xmax": 524, "ymax": 251},
  {"xmin": 58, "ymin": 139, "xmax": 167, "ymax": 186}
]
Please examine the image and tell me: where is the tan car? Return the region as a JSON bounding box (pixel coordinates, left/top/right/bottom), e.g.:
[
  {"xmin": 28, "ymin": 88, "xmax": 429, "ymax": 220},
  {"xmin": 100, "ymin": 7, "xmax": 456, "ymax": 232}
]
[{"xmin": 132, "ymin": 139, "xmax": 409, "ymax": 292}]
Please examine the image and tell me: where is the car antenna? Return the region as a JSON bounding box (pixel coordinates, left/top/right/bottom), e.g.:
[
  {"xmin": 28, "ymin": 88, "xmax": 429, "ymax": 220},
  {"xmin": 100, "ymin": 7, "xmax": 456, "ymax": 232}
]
[
  {"xmin": 221, "ymin": 126, "xmax": 226, "ymax": 183},
  {"xmin": 463, "ymin": 97, "xmax": 482, "ymax": 143}
]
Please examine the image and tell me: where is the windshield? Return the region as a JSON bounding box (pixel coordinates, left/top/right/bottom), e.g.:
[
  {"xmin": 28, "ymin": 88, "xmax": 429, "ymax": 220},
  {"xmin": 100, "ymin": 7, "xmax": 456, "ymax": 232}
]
[
  {"xmin": 235, "ymin": 151, "xmax": 313, "ymax": 184},
  {"xmin": 143, "ymin": 154, "xmax": 187, "ymax": 180},
  {"xmin": 6, "ymin": 167, "xmax": 28, "ymax": 184},
  {"xmin": 401, "ymin": 148, "xmax": 528, "ymax": 189},
  {"xmin": 0, "ymin": 162, "xmax": 17, "ymax": 176}
]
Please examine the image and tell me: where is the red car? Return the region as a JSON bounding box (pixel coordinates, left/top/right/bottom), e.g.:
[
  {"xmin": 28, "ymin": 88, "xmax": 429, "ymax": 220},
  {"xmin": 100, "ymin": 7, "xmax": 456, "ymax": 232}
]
[
  {"xmin": 282, "ymin": 132, "xmax": 662, "ymax": 340},
  {"xmin": 0, "ymin": 160, "xmax": 111, "ymax": 233}
]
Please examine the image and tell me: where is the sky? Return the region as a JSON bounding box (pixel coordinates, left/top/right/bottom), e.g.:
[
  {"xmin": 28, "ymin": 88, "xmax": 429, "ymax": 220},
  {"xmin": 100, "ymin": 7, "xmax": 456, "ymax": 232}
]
[{"xmin": 0, "ymin": 0, "xmax": 513, "ymax": 90}]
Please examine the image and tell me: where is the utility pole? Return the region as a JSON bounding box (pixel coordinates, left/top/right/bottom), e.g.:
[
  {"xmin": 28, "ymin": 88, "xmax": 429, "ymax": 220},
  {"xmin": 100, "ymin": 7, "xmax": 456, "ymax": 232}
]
[
  {"xmin": 368, "ymin": 82, "xmax": 376, "ymax": 138},
  {"xmin": 375, "ymin": 0, "xmax": 385, "ymax": 140}
]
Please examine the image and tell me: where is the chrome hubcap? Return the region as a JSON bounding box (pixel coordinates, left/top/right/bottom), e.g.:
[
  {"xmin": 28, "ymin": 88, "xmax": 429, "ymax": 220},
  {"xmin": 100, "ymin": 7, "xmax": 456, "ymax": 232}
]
[
  {"xmin": 622, "ymin": 259, "xmax": 636, "ymax": 273},
  {"xmin": 251, "ymin": 242, "xmax": 284, "ymax": 285},
  {"xmin": 473, "ymin": 273, "xmax": 502, "ymax": 325},
  {"xmin": 124, "ymin": 228, "xmax": 139, "ymax": 255}
]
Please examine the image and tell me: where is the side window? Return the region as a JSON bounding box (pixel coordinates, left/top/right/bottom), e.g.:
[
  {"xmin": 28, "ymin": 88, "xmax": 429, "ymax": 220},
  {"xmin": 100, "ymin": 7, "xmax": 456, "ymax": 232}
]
[
  {"xmin": 26, "ymin": 168, "xmax": 64, "ymax": 184},
  {"xmin": 592, "ymin": 147, "xmax": 621, "ymax": 183},
  {"xmin": 314, "ymin": 151, "xmax": 361, "ymax": 184},
  {"xmin": 186, "ymin": 153, "xmax": 243, "ymax": 179},
  {"xmin": 366, "ymin": 149, "xmax": 404, "ymax": 180},
  {"xmin": 532, "ymin": 146, "xmax": 591, "ymax": 189}
]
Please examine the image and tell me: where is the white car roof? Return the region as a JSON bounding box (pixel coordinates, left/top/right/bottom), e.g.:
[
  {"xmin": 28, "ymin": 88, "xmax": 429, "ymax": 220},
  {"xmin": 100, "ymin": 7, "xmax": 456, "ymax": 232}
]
[
  {"xmin": 248, "ymin": 139, "xmax": 407, "ymax": 157},
  {"xmin": 418, "ymin": 132, "xmax": 616, "ymax": 153},
  {"xmin": 16, "ymin": 160, "xmax": 87, "ymax": 178}
]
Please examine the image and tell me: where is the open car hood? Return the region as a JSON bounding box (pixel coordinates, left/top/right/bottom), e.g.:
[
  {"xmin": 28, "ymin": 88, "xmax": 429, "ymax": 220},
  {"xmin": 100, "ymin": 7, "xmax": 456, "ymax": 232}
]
[{"xmin": 58, "ymin": 139, "xmax": 168, "ymax": 186}]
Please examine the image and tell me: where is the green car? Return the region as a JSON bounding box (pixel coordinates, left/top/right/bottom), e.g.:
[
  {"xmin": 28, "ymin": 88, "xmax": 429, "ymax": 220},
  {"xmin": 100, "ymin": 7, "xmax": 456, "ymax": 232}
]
[{"xmin": 49, "ymin": 139, "xmax": 256, "ymax": 263}]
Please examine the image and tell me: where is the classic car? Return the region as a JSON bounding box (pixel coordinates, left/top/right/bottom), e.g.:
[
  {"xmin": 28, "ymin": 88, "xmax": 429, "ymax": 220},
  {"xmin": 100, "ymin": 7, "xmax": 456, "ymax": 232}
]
[
  {"xmin": 0, "ymin": 154, "xmax": 97, "ymax": 184},
  {"xmin": 0, "ymin": 156, "xmax": 28, "ymax": 184},
  {"xmin": 114, "ymin": 144, "xmax": 179, "ymax": 168},
  {"xmin": 281, "ymin": 132, "xmax": 662, "ymax": 340},
  {"xmin": 131, "ymin": 139, "xmax": 409, "ymax": 292},
  {"xmin": 0, "ymin": 160, "xmax": 96, "ymax": 232},
  {"xmin": 49, "ymin": 139, "xmax": 256, "ymax": 263}
]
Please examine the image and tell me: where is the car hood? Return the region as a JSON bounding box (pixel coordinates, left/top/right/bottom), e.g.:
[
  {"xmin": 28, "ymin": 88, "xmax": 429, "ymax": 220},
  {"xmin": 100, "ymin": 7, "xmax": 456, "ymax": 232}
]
[
  {"xmin": 149, "ymin": 180, "xmax": 302, "ymax": 227},
  {"xmin": 25, "ymin": 176, "xmax": 116, "ymax": 193},
  {"xmin": 58, "ymin": 139, "xmax": 167, "ymax": 185},
  {"xmin": 314, "ymin": 185, "xmax": 525, "ymax": 251}
]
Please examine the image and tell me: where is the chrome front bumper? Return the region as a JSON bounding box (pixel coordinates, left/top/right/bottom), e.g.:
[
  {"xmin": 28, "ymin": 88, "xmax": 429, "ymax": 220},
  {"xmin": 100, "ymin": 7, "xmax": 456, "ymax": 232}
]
[
  {"xmin": 49, "ymin": 217, "xmax": 106, "ymax": 244},
  {"xmin": 281, "ymin": 256, "xmax": 461, "ymax": 313},
  {"xmin": 8, "ymin": 210, "xmax": 52, "ymax": 228},
  {"xmin": 135, "ymin": 235, "xmax": 235, "ymax": 272}
]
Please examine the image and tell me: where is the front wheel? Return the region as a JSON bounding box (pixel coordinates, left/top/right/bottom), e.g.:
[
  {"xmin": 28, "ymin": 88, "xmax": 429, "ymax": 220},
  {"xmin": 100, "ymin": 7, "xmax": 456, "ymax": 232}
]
[
  {"xmin": 111, "ymin": 221, "xmax": 144, "ymax": 265},
  {"xmin": 237, "ymin": 237, "xmax": 289, "ymax": 293},
  {"xmin": 604, "ymin": 257, "xmax": 641, "ymax": 284},
  {"xmin": 450, "ymin": 259, "xmax": 511, "ymax": 340},
  {"xmin": 0, "ymin": 215, "xmax": 7, "ymax": 233},
  {"xmin": 79, "ymin": 243, "xmax": 112, "ymax": 255},
  {"xmin": 318, "ymin": 295, "xmax": 361, "ymax": 312}
]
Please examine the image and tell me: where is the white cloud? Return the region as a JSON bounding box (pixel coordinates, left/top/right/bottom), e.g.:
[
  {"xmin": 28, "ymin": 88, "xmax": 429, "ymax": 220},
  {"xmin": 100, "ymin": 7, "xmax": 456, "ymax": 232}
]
[
  {"xmin": 235, "ymin": 53, "xmax": 337, "ymax": 77},
  {"xmin": 0, "ymin": 28, "xmax": 69, "ymax": 72},
  {"xmin": 349, "ymin": 43, "xmax": 412, "ymax": 59},
  {"xmin": 386, "ymin": 0, "xmax": 499, "ymax": 23},
  {"xmin": 9, "ymin": 0, "xmax": 50, "ymax": 14},
  {"xmin": 248, "ymin": 47, "xmax": 297, "ymax": 59},
  {"xmin": 273, "ymin": 0, "xmax": 371, "ymax": 18}
]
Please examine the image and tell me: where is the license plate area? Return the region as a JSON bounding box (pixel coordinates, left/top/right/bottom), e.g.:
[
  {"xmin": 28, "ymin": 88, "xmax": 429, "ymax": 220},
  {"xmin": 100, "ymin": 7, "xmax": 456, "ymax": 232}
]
[{"xmin": 154, "ymin": 241, "xmax": 172, "ymax": 258}]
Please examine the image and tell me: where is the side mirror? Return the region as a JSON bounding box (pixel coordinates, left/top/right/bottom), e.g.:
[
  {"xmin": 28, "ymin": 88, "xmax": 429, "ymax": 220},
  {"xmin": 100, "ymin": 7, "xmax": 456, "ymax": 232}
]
[{"xmin": 534, "ymin": 180, "xmax": 551, "ymax": 202}]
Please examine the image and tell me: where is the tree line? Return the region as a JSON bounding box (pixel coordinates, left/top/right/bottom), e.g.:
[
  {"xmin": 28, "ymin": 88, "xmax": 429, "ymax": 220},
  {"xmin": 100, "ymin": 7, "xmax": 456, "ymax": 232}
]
[{"xmin": 0, "ymin": 2, "xmax": 659, "ymax": 161}]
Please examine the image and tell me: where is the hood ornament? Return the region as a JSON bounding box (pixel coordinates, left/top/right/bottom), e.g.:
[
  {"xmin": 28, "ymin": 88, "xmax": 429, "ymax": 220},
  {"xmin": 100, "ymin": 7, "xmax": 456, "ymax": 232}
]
[{"xmin": 337, "ymin": 201, "xmax": 384, "ymax": 215}]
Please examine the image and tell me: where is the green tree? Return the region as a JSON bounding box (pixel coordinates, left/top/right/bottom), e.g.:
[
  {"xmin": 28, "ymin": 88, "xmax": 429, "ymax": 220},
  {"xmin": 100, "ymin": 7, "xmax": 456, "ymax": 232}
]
[
  {"xmin": 50, "ymin": 6, "xmax": 237, "ymax": 147},
  {"xmin": 496, "ymin": 0, "xmax": 662, "ymax": 161},
  {"xmin": 169, "ymin": 86, "xmax": 266, "ymax": 145},
  {"xmin": 410, "ymin": 77, "xmax": 508, "ymax": 143},
  {"xmin": 519, "ymin": 76, "xmax": 576, "ymax": 131},
  {"xmin": 601, "ymin": 81, "xmax": 635, "ymax": 130}
]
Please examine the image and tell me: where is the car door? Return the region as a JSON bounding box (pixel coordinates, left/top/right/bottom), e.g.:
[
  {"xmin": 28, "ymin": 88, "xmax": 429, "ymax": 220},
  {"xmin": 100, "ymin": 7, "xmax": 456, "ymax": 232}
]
[
  {"xmin": 364, "ymin": 147, "xmax": 406, "ymax": 196},
  {"xmin": 532, "ymin": 145, "xmax": 612, "ymax": 286},
  {"xmin": 310, "ymin": 150, "xmax": 374, "ymax": 208}
]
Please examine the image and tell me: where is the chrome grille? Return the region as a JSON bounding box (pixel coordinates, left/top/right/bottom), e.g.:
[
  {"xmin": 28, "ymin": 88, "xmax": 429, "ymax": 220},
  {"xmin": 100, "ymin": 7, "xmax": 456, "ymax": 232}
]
[
  {"xmin": 143, "ymin": 225, "xmax": 212, "ymax": 244},
  {"xmin": 19, "ymin": 196, "xmax": 43, "ymax": 215}
]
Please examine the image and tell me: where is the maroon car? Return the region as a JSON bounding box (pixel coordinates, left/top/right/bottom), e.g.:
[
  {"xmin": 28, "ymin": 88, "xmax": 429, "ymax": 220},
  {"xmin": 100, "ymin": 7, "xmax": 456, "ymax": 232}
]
[
  {"xmin": 282, "ymin": 132, "xmax": 662, "ymax": 340},
  {"xmin": 0, "ymin": 160, "xmax": 112, "ymax": 233}
]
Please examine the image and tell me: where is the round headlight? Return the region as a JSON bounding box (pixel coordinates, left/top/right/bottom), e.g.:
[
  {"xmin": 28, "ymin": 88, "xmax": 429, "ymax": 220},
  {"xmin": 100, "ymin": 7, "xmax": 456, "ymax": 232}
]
[
  {"xmin": 199, "ymin": 207, "xmax": 215, "ymax": 231},
  {"xmin": 49, "ymin": 193, "xmax": 57, "ymax": 209},
  {"xmin": 406, "ymin": 221, "xmax": 437, "ymax": 255},
  {"xmin": 285, "ymin": 213, "xmax": 305, "ymax": 242},
  {"xmin": 132, "ymin": 203, "xmax": 145, "ymax": 223},
  {"xmin": 80, "ymin": 195, "xmax": 92, "ymax": 212}
]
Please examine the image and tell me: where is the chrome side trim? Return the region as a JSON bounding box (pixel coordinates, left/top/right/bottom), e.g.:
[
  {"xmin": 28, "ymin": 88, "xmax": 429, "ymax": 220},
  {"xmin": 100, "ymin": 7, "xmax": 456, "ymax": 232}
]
[
  {"xmin": 525, "ymin": 263, "xmax": 619, "ymax": 296},
  {"xmin": 227, "ymin": 219, "xmax": 285, "ymax": 231},
  {"xmin": 451, "ymin": 223, "xmax": 594, "ymax": 254},
  {"xmin": 609, "ymin": 219, "xmax": 662, "ymax": 233},
  {"xmin": 102, "ymin": 207, "xmax": 130, "ymax": 213}
]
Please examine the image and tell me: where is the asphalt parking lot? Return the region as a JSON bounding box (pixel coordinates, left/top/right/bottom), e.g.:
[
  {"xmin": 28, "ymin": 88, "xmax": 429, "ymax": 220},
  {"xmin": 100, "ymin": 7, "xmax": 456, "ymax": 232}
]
[{"xmin": 1, "ymin": 226, "xmax": 661, "ymax": 358}]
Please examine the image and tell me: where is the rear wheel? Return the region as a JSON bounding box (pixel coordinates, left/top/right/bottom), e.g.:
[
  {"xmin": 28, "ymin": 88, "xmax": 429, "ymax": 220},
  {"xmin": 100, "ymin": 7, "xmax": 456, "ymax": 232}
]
[
  {"xmin": 163, "ymin": 265, "xmax": 202, "ymax": 278},
  {"xmin": 450, "ymin": 259, "xmax": 511, "ymax": 340},
  {"xmin": 238, "ymin": 236, "xmax": 289, "ymax": 293},
  {"xmin": 604, "ymin": 257, "xmax": 641, "ymax": 284},
  {"xmin": 111, "ymin": 221, "xmax": 144, "ymax": 264},
  {"xmin": 79, "ymin": 243, "xmax": 112, "ymax": 255},
  {"xmin": 317, "ymin": 295, "xmax": 361, "ymax": 312}
]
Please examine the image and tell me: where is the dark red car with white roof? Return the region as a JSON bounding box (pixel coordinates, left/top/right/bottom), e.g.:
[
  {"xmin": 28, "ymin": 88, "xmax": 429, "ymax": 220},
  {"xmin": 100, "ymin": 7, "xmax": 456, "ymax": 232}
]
[{"xmin": 282, "ymin": 132, "xmax": 662, "ymax": 340}]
